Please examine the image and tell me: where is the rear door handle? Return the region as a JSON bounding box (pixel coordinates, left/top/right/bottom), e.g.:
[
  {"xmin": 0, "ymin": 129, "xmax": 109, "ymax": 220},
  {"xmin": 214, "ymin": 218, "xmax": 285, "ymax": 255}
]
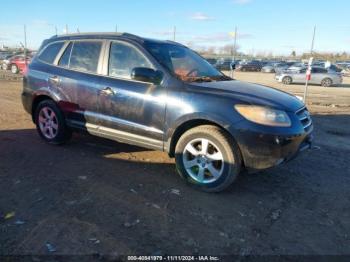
[
  {"xmin": 48, "ymin": 75, "xmax": 60, "ymax": 84},
  {"xmin": 100, "ymin": 87, "xmax": 116, "ymax": 96}
]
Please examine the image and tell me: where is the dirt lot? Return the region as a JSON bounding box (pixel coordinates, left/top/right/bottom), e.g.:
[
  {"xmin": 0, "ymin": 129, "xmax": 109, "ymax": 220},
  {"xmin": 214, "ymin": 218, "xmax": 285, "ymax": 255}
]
[{"xmin": 0, "ymin": 71, "xmax": 349, "ymax": 257}]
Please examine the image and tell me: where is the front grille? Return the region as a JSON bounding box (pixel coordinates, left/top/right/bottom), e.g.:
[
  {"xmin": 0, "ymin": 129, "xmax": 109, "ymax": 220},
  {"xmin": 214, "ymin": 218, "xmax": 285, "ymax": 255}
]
[{"xmin": 296, "ymin": 107, "xmax": 313, "ymax": 133}]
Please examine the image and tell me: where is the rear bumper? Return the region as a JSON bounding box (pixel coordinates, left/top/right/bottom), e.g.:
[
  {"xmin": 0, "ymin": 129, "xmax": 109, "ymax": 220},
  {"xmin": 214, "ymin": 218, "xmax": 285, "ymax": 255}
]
[
  {"xmin": 21, "ymin": 90, "xmax": 33, "ymax": 115},
  {"xmin": 236, "ymin": 129, "xmax": 313, "ymax": 172}
]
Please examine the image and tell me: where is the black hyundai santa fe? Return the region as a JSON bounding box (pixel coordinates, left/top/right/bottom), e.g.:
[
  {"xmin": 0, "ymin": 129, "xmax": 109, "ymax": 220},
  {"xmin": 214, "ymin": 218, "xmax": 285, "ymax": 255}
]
[{"xmin": 22, "ymin": 33, "xmax": 313, "ymax": 192}]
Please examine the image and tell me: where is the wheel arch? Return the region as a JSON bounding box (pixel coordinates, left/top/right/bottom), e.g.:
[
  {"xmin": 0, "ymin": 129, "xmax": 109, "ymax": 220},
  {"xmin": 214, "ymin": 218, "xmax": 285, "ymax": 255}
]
[
  {"xmin": 166, "ymin": 115, "xmax": 238, "ymax": 158},
  {"xmin": 31, "ymin": 94, "xmax": 56, "ymax": 123}
]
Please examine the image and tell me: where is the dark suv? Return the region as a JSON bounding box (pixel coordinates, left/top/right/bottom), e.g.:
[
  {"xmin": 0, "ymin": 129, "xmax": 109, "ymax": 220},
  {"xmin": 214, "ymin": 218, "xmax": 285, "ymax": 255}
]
[
  {"xmin": 237, "ymin": 61, "xmax": 263, "ymax": 72},
  {"xmin": 22, "ymin": 33, "xmax": 313, "ymax": 192}
]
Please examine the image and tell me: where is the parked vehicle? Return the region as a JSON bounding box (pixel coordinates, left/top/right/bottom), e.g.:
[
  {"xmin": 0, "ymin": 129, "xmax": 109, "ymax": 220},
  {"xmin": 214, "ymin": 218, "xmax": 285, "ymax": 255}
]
[
  {"xmin": 22, "ymin": 33, "xmax": 313, "ymax": 192},
  {"xmin": 205, "ymin": 58, "xmax": 217, "ymax": 66},
  {"xmin": 276, "ymin": 67, "xmax": 342, "ymax": 87},
  {"xmin": 216, "ymin": 60, "xmax": 233, "ymax": 71},
  {"xmin": 274, "ymin": 62, "xmax": 296, "ymax": 74},
  {"xmin": 236, "ymin": 61, "xmax": 262, "ymax": 72},
  {"xmin": 1, "ymin": 54, "xmax": 16, "ymax": 70},
  {"xmin": 8, "ymin": 55, "xmax": 32, "ymax": 74},
  {"xmin": 261, "ymin": 62, "xmax": 279, "ymax": 73},
  {"xmin": 287, "ymin": 62, "xmax": 306, "ymax": 72}
]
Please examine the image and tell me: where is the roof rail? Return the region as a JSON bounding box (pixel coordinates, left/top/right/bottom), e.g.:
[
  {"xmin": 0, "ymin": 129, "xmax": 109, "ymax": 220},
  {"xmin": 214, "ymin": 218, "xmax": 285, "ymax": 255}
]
[{"xmin": 49, "ymin": 32, "xmax": 144, "ymax": 42}]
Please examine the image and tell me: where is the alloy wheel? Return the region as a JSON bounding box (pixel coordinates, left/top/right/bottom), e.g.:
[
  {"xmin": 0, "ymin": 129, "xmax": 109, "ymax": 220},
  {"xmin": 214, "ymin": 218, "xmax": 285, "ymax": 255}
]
[
  {"xmin": 182, "ymin": 138, "xmax": 225, "ymax": 184},
  {"xmin": 38, "ymin": 107, "xmax": 59, "ymax": 139}
]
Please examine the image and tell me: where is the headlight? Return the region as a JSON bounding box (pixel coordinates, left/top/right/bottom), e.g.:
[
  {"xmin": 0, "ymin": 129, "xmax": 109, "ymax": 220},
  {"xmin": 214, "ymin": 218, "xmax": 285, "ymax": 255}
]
[{"xmin": 234, "ymin": 105, "xmax": 291, "ymax": 127}]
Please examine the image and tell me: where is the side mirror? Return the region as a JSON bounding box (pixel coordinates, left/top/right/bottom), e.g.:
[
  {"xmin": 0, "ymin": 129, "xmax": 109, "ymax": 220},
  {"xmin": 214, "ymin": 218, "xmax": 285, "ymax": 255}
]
[{"xmin": 131, "ymin": 67, "xmax": 163, "ymax": 85}]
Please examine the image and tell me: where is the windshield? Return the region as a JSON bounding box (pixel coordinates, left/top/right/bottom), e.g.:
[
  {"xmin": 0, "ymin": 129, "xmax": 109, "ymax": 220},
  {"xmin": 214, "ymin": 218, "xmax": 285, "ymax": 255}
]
[{"xmin": 144, "ymin": 42, "xmax": 229, "ymax": 82}]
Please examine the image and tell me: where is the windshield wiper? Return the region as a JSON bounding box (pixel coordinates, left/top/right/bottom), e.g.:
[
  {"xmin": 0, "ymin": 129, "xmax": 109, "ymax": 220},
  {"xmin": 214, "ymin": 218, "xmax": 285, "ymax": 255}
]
[
  {"xmin": 185, "ymin": 76, "xmax": 213, "ymax": 83},
  {"xmin": 209, "ymin": 75, "xmax": 233, "ymax": 81}
]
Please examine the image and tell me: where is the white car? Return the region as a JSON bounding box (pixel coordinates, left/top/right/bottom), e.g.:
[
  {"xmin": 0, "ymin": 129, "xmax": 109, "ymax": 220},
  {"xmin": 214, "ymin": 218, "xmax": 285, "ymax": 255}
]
[{"xmin": 276, "ymin": 67, "xmax": 343, "ymax": 87}]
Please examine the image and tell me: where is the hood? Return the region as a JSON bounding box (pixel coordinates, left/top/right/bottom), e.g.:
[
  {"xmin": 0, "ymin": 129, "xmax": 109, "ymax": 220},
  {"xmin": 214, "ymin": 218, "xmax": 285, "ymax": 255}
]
[{"xmin": 188, "ymin": 80, "xmax": 304, "ymax": 112}]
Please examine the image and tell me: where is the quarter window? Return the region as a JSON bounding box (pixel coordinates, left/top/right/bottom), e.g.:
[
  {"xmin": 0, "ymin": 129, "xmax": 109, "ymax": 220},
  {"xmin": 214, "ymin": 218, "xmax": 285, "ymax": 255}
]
[
  {"xmin": 108, "ymin": 42, "xmax": 152, "ymax": 79},
  {"xmin": 38, "ymin": 42, "xmax": 64, "ymax": 64}
]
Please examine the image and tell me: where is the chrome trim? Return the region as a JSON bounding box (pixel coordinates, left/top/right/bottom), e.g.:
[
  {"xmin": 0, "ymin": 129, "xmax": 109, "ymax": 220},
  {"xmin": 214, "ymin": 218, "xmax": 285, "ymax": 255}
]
[
  {"xmin": 67, "ymin": 120, "xmax": 163, "ymax": 149},
  {"xmin": 78, "ymin": 110, "xmax": 164, "ymax": 135}
]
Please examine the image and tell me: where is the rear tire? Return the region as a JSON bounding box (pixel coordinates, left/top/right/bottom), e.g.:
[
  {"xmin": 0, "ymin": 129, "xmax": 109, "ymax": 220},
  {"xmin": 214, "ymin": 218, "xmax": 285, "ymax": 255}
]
[
  {"xmin": 321, "ymin": 78, "xmax": 332, "ymax": 87},
  {"xmin": 175, "ymin": 125, "xmax": 242, "ymax": 193},
  {"xmin": 34, "ymin": 100, "xmax": 72, "ymax": 144},
  {"xmin": 282, "ymin": 76, "xmax": 292, "ymax": 85}
]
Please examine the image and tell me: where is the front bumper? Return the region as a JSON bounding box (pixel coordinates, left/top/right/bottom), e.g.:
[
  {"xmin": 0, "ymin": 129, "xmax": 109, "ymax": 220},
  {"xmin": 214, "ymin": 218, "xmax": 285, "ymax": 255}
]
[{"xmin": 236, "ymin": 129, "xmax": 313, "ymax": 172}]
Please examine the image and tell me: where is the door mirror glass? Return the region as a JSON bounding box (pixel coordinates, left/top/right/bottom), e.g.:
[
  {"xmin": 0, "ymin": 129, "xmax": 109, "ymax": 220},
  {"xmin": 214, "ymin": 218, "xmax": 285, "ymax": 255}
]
[{"xmin": 131, "ymin": 67, "xmax": 163, "ymax": 84}]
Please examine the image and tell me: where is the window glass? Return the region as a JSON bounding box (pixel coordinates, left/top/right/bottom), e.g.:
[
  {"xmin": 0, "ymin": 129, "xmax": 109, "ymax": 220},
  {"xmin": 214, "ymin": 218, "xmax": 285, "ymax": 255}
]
[
  {"xmin": 58, "ymin": 42, "xmax": 72, "ymax": 68},
  {"xmin": 38, "ymin": 42, "xmax": 64, "ymax": 64},
  {"xmin": 109, "ymin": 42, "xmax": 152, "ymax": 79},
  {"xmin": 69, "ymin": 41, "xmax": 102, "ymax": 73},
  {"xmin": 145, "ymin": 42, "xmax": 222, "ymax": 80}
]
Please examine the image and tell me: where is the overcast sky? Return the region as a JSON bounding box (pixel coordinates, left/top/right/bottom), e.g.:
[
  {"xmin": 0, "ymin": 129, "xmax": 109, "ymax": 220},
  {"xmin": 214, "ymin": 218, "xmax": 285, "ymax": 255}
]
[{"xmin": 0, "ymin": 0, "xmax": 349, "ymax": 55}]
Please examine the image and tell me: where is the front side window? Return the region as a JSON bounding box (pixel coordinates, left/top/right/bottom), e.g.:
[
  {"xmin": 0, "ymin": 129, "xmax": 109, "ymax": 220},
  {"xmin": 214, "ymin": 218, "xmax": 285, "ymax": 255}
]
[
  {"xmin": 69, "ymin": 41, "xmax": 102, "ymax": 73},
  {"xmin": 145, "ymin": 42, "xmax": 224, "ymax": 82},
  {"xmin": 38, "ymin": 42, "xmax": 64, "ymax": 64},
  {"xmin": 108, "ymin": 42, "xmax": 152, "ymax": 79}
]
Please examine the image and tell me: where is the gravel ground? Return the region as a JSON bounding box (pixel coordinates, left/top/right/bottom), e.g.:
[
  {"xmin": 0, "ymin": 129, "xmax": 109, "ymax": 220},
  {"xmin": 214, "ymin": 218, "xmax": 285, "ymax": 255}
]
[{"xmin": 0, "ymin": 71, "xmax": 349, "ymax": 257}]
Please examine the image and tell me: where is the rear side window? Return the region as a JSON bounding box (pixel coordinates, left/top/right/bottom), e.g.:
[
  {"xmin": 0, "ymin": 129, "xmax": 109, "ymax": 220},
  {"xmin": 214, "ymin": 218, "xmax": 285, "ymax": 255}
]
[
  {"xmin": 69, "ymin": 41, "xmax": 102, "ymax": 73},
  {"xmin": 108, "ymin": 42, "xmax": 152, "ymax": 79},
  {"xmin": 38, "ymin": 42, "xmax": 64, "ymax": 64}
]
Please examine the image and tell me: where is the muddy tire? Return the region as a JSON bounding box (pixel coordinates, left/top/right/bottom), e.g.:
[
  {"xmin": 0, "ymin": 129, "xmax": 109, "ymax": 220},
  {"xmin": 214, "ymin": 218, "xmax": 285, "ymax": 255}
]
[
  {"xmin": 175, "ymin": 125, "xmax": 242, "ymax": 192},
  {"xmin": 34, "ymin": 100, "xmax": 72, "ymax": 144}
]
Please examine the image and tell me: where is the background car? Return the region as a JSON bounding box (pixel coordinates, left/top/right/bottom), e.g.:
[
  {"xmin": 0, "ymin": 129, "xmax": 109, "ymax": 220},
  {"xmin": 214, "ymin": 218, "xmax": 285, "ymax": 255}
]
[
  {"xmin": 261, "ymin": 62, "xmax": 279, "ymax": 73},
  {"xmin": 8, "ymin": 55, "xmax": 32, "ymax": 74},
  {"xmin": 287, "ymin": 62, "xmax": 306, "ymax": 72},
  {"xmin": 205, "ymin": 58, "xmax": 217, "ymax": 66},
  {"xmin": 1, "ymin": 54, "xmax": 16, "ymax": 70},
  {"xmin": 276, "ymin": 66, "xmax": 342, "ymax": 87},
  {"xmin": 236, "ymin": 60, "xmax": 262, "ymax": 72},
  {"xmin": 216, "ymin": 59, "xmax": 233, "ymax": 70}
]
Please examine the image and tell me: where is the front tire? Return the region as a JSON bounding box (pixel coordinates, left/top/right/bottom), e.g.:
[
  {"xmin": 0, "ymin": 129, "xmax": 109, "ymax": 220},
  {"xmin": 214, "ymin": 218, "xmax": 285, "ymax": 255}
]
[
  {"xmin": 175, "ymin": 125, "xmax": 242, "ymax": 192},
  {"xmin": 34, "ymin": 100, "xmax": 72, "ymax": 144}
]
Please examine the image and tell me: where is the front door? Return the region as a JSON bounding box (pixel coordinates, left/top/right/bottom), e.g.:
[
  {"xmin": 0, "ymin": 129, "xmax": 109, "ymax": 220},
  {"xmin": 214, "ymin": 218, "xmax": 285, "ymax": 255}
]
[{"xmin": 97, "ymin": 41, "xmax": 166, "ymax": 149}]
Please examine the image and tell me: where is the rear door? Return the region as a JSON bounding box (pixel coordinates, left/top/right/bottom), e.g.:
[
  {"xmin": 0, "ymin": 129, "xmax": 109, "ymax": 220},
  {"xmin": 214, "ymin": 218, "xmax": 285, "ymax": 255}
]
[
  {"xmin": 53, "ymin": 40, "xmax": 104, "ymax": 130},
  {"xmin": 97, "ymin": 40, "xmax": 166, "ymax": 149},
  {"xmin": 310, "ymin": 67, "xmax": 324, "ymax": 84},
  {"xmin": 292, "ymin": 69, "xmax": 306, "ymax": 83}
]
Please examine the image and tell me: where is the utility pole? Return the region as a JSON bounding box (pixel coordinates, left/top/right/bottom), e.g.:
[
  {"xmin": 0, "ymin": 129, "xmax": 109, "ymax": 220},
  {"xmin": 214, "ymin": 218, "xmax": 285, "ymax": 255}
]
[
  {"xmin": 55, "ymin": 26, "xmax": 58, "ymax": 35},
  {"xmin": 23, "ymin": 25, "xmax": 27, "ymax": 67},
  {"xmin": 303, "ymin": 25, "xmax": 316, "ymax": 103},
  {"xmin": 231, "ymin": 26, "xmax": 237, "ymax": 78},
  {"xmin": 173, "ymin": 26, "xmax": 176, "ymax": 41},
  {"xmin": 232, "ymin": 26, "xmax": 237, "ymax": 62},
  {"xmin": 65, "ymin": 24, "xmax": 68, "ymax": 34},
  {"xmin": 115, "ymin": 24, "xmax": 118, "ymax": 33},
  {"xmin": 310, "ymin": 25, "xmax": 316, "ymax": 55}
]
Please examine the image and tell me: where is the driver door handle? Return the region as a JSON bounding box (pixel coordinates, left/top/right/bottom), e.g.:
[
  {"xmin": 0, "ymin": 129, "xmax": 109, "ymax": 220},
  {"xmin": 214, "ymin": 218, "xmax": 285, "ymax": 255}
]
[{"xmin": 100, "ymin": 87, "xmax": 116, "ymax": 96}]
